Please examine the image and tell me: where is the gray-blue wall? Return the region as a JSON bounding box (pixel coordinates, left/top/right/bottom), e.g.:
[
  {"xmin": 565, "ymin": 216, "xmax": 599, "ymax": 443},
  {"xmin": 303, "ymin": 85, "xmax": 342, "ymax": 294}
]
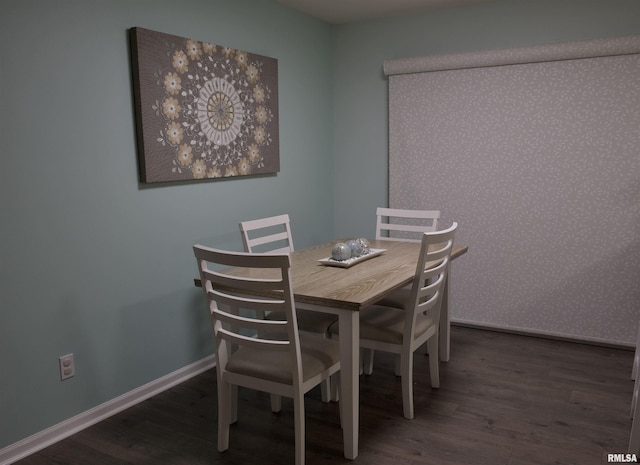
[{"xmin": 2, "ymin": 0, "xmax": 639, "ymax": 451}]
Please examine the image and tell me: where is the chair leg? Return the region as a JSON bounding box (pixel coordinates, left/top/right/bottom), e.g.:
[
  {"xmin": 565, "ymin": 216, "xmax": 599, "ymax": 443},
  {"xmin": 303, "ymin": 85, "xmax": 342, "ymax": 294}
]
[
  {"xmin": 362, "ymin": 348, "xmax": 374, "ymax": 375},
  {"xmin": 428, "ymin": 335, "xmax": 440, "ymax": 388},
  {"xmin": 401, "ymin": 351, "xmax": 415, "ymax": 420},
  {"xmin": 271, "ymin": 394, "xmax": 282, "ymax": 413},
  {"xmin": 217, "ymin": 379, "xmax": 232, "ymax": 451},
  {"xmin": 231, "ymin": 385, "xmax": 238, "ymax": 424},
  {"xmin": 330, "ymin": 373, "xmax": 340, "ymax": 402},
  {"xmin": 293, "ymin": 392, "xmax": 306, "ymax": 465},
  {"xmin": 320, "ymin": 378, "xmax": 331, "ymax": 402}
]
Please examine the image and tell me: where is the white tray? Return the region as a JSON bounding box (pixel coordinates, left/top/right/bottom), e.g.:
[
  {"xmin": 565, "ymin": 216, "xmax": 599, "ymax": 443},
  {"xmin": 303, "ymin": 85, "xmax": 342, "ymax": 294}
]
[{"xmin": 318, "ymin": 248, "xmax": 386, "ymax": 268}]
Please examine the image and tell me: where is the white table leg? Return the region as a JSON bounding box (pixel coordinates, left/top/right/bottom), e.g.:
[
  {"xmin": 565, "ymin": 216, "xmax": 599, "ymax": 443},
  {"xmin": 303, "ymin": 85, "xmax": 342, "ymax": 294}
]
[
  {"xmin": 439, "ymin": 269, "xmax": 452, "ymax": 362},
  {"xmin": 338, "ymin": 309, "xmax": 359, "ymax": 460}
]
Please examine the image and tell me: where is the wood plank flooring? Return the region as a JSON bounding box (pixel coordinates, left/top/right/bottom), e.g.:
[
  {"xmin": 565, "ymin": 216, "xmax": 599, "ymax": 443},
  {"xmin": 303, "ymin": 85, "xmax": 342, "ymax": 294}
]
[{"xmin": 14, "ymin": 326, "xmax": 635, "ymax": 465}]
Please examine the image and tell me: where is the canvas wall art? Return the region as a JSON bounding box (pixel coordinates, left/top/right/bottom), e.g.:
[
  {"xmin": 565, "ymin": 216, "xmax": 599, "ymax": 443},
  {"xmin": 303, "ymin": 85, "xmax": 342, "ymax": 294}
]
[{"xmin": 130, "ymin": 27, "xmax": 279, "ymax": 183}]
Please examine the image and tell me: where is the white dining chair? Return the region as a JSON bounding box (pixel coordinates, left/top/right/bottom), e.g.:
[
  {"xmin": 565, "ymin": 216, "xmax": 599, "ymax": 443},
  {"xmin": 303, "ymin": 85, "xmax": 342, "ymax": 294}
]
[
  {"xmin": 330, "ymin": 223, "xmax": 457, "ymax": 419},
  {"xmin": 193, "ymin": 245, "xmax": 341, "ymax": 465},
  {"xmin": 375, "ymin": 207, "xmax": 440, "ymax": 242},
  {"xmin": 364, "ymin": 207, "xmax": 441, "ymax": 374},
  {"xmin": 240, "ymin": 213, "xmax": 295, "ymax": 255},
  {"xmin": 239, "ymin": 213, "xmax": 338, "ymax": 402}
]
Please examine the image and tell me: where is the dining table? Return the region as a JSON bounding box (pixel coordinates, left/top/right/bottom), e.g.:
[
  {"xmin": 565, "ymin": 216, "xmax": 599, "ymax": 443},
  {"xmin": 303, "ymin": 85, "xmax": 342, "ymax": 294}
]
[{"xmin": 194, "ymin": 238, "xmax": 468, "ymax": 460}]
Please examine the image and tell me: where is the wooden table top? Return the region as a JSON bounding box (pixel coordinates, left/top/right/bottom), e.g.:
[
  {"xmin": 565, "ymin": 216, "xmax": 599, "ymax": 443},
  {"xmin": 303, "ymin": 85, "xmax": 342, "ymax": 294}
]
[{"xmin": 195, "ymin": 239, "xmax": 468, "ymax": 312}]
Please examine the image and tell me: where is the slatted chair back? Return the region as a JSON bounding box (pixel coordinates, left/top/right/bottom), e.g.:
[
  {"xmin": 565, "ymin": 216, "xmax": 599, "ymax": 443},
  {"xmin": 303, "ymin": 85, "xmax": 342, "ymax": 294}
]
[
  {"xmin": 239, "ymin": 214, "xmax": 294, "ymax": 254},
  {"xmin": 375, "ymin": 207, "xmax": 440, "ymax": 243}
]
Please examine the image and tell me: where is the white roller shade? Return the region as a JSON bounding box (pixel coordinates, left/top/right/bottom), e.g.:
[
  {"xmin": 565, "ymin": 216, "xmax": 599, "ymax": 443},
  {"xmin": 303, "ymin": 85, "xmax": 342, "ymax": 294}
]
[{"xmin": 387, "ymin": 36, "xmax": 640, "ymax": 344}]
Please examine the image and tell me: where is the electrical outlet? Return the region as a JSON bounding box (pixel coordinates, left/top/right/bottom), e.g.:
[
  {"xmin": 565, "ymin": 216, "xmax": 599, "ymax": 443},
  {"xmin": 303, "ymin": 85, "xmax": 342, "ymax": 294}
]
[{"xmin": 59, "ymin": 354, "xmax": 75, "ymax": 380}]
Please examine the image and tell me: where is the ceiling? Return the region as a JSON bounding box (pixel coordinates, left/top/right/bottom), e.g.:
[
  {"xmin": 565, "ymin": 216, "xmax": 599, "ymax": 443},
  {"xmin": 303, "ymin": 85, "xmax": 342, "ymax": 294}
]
[{"xmin": 276, "ymin": 0, "xmax": 496, "ymax": 24}]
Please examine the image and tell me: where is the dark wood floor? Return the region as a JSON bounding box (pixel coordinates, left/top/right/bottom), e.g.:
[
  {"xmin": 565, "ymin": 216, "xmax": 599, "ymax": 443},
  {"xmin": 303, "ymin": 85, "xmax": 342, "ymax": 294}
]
[{"xmin": 15, "ymin": 326, "xmax": 635, "ymax": 465}]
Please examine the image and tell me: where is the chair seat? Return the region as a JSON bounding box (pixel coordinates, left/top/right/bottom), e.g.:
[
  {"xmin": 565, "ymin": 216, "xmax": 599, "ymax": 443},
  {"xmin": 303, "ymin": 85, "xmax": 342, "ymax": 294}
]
[
  {"xmin": 267, "ymin": 309, "xmax": 338, "ymax": 334},
  {"xmin": 329, "ymin": 305, "xmax": 435, "ymax": 345},
  {"xmin": 226, "ymin": 333, "xmax": 341, "ymax": 385}
]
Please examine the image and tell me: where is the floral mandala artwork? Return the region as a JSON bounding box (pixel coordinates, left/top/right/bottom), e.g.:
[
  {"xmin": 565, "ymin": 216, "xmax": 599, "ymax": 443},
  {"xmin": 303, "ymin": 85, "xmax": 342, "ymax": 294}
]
[{"xmin": 130, "ymin": 27, "xmax": 279, "ymax": 183}]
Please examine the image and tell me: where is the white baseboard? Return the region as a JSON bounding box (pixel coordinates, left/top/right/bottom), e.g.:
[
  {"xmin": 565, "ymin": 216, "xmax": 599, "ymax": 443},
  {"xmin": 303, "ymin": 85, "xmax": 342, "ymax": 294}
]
[{"xmin": 0, "ymin": 355, "xmax": 216, "ymax": 465}]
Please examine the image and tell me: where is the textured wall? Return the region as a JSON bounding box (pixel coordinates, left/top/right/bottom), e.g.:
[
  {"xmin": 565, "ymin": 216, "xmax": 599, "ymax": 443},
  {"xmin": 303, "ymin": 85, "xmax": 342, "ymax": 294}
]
[{"xmin": 388, "ymin": 38, "xmax": 640, "ymax": 344}]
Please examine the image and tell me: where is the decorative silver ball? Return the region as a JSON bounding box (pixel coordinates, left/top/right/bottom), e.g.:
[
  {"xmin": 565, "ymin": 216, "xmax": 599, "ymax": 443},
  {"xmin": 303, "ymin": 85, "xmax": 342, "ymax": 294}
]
[
  {"xmin": 355, "ymin": 238, "xmax": 371, "ymax": 255},
  {"xmin": 346, "ymin": 239, "xmax": 364, "ymax": 257},
  {"xmin": 331, "ymin": 242, "xmax": 351, "ymax": 261}
]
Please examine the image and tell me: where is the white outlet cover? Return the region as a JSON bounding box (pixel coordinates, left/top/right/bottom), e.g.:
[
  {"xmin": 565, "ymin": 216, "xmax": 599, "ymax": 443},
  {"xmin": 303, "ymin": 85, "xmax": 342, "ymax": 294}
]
[{"xmin": 59, "ymin": 354, "xmax": 75, "ymax": 380}]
